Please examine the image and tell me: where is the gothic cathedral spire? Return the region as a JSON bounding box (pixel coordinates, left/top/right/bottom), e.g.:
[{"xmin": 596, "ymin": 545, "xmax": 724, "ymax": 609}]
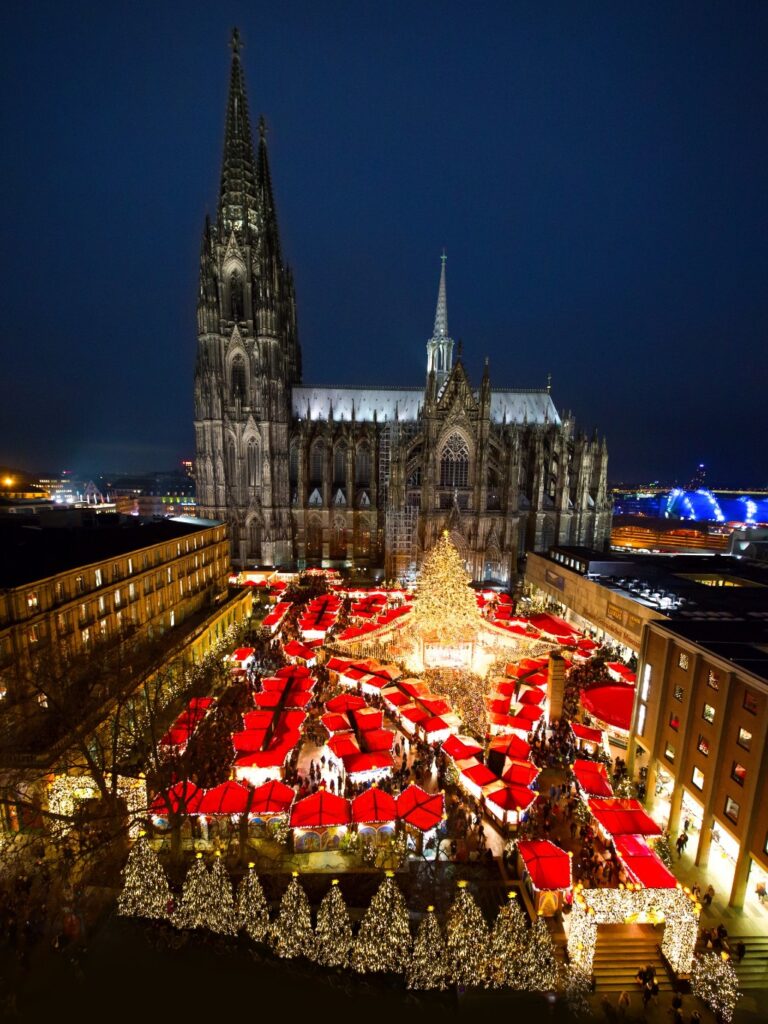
[
  {"xmin": 219, "ymin": 28, "xmax": 259, "ymax": 237},
  {"xmin": 426, "ymin": 251, "xmax": 454, "ymax": 390}
]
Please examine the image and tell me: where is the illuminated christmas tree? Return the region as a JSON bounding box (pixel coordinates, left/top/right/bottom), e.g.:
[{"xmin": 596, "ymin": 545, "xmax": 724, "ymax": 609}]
[
  {"xmin": 314, "ymin": 879, "xmax": 353, "ymax": 969},
  {"xmin": 173, "ymin": 853, "xmax": 214, "ymax": 930},
  {"xmin": 117, "ymin": 834, "xmax": 170, "ymax": 920},
  {"xmin": 445, "ymin": 880, "xmax": 489, "ymax": 988},
  {"xmin": 236, "ymin": 863, "xmax": 270, "ymax": 943},
  {"xmin": 691, "ymin": 953, "xmax": 741, "ymax": 1024},
  {"xmin": 564, "ymin": 964, "xmax": 593, "ymax": 1018},
  {"xmin": 487, "ymin": 891, "xmax": 528, "ymax": 988},
  {"xmin": 269, "ymin": 872, "xmax": 314, "ymax": 959},
  {"xmin": 406, "ymin": 906, "xmax": 448, "ymax": 990},
  {"xmin": 412, "ymin": 532, "xmax": 483, "ymax": 645},
  {"xmin": 518, "ymin": 915, "xmax": 560, "ymax": 991},
  {"xmin": 351, "ymin": 871, "xmax": 411, "ymax": 974},
  {"xmin": 207, "ymin": 852, "xmax": 237, "ymax": 935}
]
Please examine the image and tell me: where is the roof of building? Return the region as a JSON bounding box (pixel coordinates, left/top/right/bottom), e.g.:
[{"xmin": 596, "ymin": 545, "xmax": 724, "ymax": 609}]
[
  {"xmin": 649, "ymin": 618, "xmax": 768, "ymax": 684},
  {"xmin": 0, "ymin": 514, "xmax": 222, "ymax": 589},
  {"xmin": 293, "ymin": 384, "xmax": 560, "ymax": 425}
]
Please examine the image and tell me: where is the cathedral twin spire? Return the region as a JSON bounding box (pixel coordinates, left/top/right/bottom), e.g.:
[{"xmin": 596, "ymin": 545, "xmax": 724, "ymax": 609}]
[{"xmin": 426, "ymin": 251, "xmax": 454, "ymax": 389}]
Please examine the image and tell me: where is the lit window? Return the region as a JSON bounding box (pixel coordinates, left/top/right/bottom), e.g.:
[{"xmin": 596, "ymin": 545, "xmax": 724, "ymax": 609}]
[
  {"xmin": 702, "ymin": 704, "xmax": 715, "ymax": 724},
  {"xmin": 99, "ymin": 619, "xmax": 108, "ymax": 637},
  {"xmin": 127, "ymin": 558, "xmax": 133, "ymax": 575},
  {"xmin": 697, "ymin": 735, "xmax": 709, "ymax": 757},
  {"xmin": 664, "ymin": 741, "xmax": 675, "ymax": 763},
  {"xmin": 731, "ymin": 762, "xmax": 746, "ymax": 787},
  {"xmin": 674, "ymin": 686, "xmax": 684, "ymax": 702},
  {"xmin": 743, "ymin": 691, "xmax": 758, "ymax": 715},
  {"xmin": 26, "ymin": 591, "xmax": 39, "ymax": 611},
  {"xmin": 114, "ymin": 590, "xmax": 121, "ymax": 608},
  {"xmin": 669, "ymin": 713, "xmax": 680, "ymax": 731},
  {"xmin": 129, "ymin": 583, "xmax": 136, "ymax": 601},
  {"xmin": 678, "ymin": 651, "xmax": 689, "ymax": 671},
  {"xmin": 94, "ymin": 568, "xmax": 102, "ymax": 587},
  {"xmin": 81, "ymin": 627, "xmax": 91, "ymax": 647},
  {"xmin": 641, "ymin": 664, "xmax": 651, "ymax": 701},
  {"xmin": 98, "ymin": 596, "xmax": 106, "ymax": 615},
  {"xmin": 724, "ymin": 795, "xmax": 740, "ymax": 824},
  {"xmin": 707, "ymin": 669, "xmax": 719, "ymax": 691},
  {"xmin": 637, "ymin": 703, "xmax": 647, "ymax": 736},
  {"xmin": 737, "ymin": 727, "xmax": 752, "ymax": 751},
  {"xmin": 76, "ymin": 575, "xmax": 85, "ymax": 594},
  {"xmin": 692, "ymin": 767, "xmax": 704, "ymax": 791},
  {"xmin": 170, "ymin": 611, "xmax": 175, "ymax": 628},
  {"xmin": 167, "ymin": 567, "xmax": 172, "ymax": 584}
]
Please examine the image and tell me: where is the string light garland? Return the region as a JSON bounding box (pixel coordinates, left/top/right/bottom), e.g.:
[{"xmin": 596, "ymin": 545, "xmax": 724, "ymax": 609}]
[
  {"xmin": 445, "ymin": 880, "xmax": 489, "ymax": 988},
  {"xmin": 269, "ymin": 872, "xmax": 315, "ymax": 959},
  {"xmin": 314, "ymin": 879, "xmax": 353, "ymax": 969},
  {"xmin": 236, "ymin": 863, "xmax": 270, "ymax": 943},
  {"xmin": 518, "ymin": 915, "xmax": 560, "ymax": 991},
  {"xmin": 691, "ymin": 953, "xmax": 741, "ymax": 1023},
  {"xmin": 207, "ymin": 852, "xmax": 237, "ymax": 935},
  {"xmin": 117, "ymin": 833, "xmax": 170, "ymax": 920},
  {"xmin": 173, "ymin": 853, "xmax": 215, "ymax": 930},
  {"xmin": 351, "ymin": 871, "xmax": 412, "ymax": 974},
  {"xmin": 407, "ymin": 906, "xmax": 448, "ymax": 990},
  {"xmin": 487, "ymin": 891, "xmax": 528, "ymax": 989}
]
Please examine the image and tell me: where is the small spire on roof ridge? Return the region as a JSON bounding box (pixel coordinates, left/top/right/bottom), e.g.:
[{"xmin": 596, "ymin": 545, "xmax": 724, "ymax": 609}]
[{"xmin": 546, "ymin": 372, "xmax": 552, "ymax": 394}]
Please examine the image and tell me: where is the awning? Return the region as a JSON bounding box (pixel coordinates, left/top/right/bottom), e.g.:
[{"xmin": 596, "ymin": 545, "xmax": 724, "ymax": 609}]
[
  {"xmin": 587, "ymin": 798, "xmax": 662, "ymax": 837},
  {"xmin": 517, "ymin": 839, "xmax": 572, "ymax": 890},
  {"xmin": 351, "ymin": 786, "xmax": 397, "ymax": 825},
  {"xmin": 198, "ymin": 781, "xmax": 252, "ymax": 815},
  {"xmin": 488, "ymin": 733, "xmax": 530, "ymax": 760},
  {"xmin": 581, "ymin": 685, "xmax": 635, "ymax": 731},
  {"xmin": 396, "ymin": 785, "xmax": 444, "ymax": 832},
  {"xmin": 571, "ymin": 722, "xmax": 604, "ymax": 745},
  {"xmin": 231, "ymin": 647, "xmax": 255, "ymax": 662},
  {"xmin": 461, "ymin": 762, "xmax": 497, "ymax": 788},
  {"xmin": 249, "ymin": 779, "xmax": 295, "ymax": 815},
  {"xmin": 501, "ymin": 758, "xmax": 540, "ymax": 787},
  {"xmin": 325, "ymin": 693, "xmax": 366, "ymax": 713},
  {"xmin": 442, "ymin": 734, "xmax": 483, "ymax": 760},
  {"xmin": 289, "ymin": 789, "xmax": 351, "ymax": 828},
  {"xmin": 151, "ymin": 780, "xmax": 204, "ymax": 815},
  {"xmin": 485, "ymin": 782, "xmax": 537, "ymax": 814},
  {"xmin": 614, "ymin": 835, "xmax": 677, "ymax": 888},
  {"xmin": 572, "ymin": 759, "xmax": 613, "ymax": 798}
]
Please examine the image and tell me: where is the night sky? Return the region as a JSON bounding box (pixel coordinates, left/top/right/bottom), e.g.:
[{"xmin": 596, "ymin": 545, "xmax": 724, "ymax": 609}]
[{"xmin": 1, "ymin": 1, "xmax": 766, "ymax": 484}]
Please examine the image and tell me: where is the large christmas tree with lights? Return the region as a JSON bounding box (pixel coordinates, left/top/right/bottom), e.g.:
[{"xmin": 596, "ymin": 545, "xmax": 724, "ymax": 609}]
[
  {"xmin": 407, "ymin": 906, "xmax": 448, "ymax": 990},
  {"xmin": 236, "ymin": 864, "xmax": 270, "ymax": 942},
  {"xmin": 117, "ymin": 835, "xmax": 170, "ymax": 920},
  {"xmin": 314, "ymin": 879, "xmax": 353, "ymax": 969},
  {"xmin": 173, "ymin": 854, "xmax": 215, "ymax": 930},
  {"xmin": 207, "ymin": 853, "xmax": 238, "ymax": 935},
  {"xmin": 691, "ymin": 953, "xmax": 741, "ymax": 1024},
  {"xmin": 517, "ymin": 915, "xmax": 560, "ymax": 991},
  {"xmin": 412, "ymin": 532, "xmax": 483, "ymax": 645},
  {"xmin": 445, "ymin": 881, "xmax": 489, "ymax": 988},
  {"xmin": 351, "ymin": 872, "xmax": 411, "ymax": 974},
  {"xmin": 487, "ymin": 891, "xmax": 528, "ymax": 988},
  {"xmin": 269, "ymin": 873, "xmax": 314, "ymax": 959}
]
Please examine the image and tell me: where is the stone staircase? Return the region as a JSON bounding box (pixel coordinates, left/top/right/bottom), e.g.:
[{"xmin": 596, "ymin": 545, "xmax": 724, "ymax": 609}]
[
  {"xmin": 591, "ymin": 925, "xmax": 673, "ymax": 993},
  {"xmin": 723, "ymin": 935, "xmax": 768, "ymax": 992}
]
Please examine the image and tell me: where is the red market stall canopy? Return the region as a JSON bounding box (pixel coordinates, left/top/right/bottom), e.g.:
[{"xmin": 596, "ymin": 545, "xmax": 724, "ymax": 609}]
[
  {"xmin": 572, "ymin": 759, "xmax": 613, "ymax": 798},
  {"xmin": 396, "ymin": 785, "xmax": 445, "ymax": 832},
  {"xmin": 351, "ymin": 786, "xmax": 397, "ymax": 824},
  {"xmin": 231, "ymin": 647, "xmax": 255, "ymax": 663},
  {"xmin": 488, "ymin": 733, "xmax": 531, "ymax": 761},
  {"xmin": 501, "ymin": 758, "xmax": 540, "ymax": 788},
  {"xmin": 528, "ymin": 613, "xmax": 579, "ymax": 642},
  {"xmin": 485, "ymin": 782, "xmax": 537, "ymax": 814},
  {"xmin": 606, "ymin": 662, "xmax": 637, "ymax": 685},
  {"xmin": 614, "ymin": 835, "xmax": 677, "ymax": 889},
  {"xmin": 290, "ymin": 789, "xmax": 351, "ymax": 829},
  {"xmin": 517, "ymin": 840, "xmax": 572, "ymax": 891},
  {"xmin": 263, "ymin": 601, "xmax": 292, "ymax": 631},
  {"xmin": 461, "ymin": 761, "xmax": 498, "ymax": 789},
  {"xmin": 587, "ymin": 798, "xmax": 662, "ymax": 837},
  {"xmin": 250, "ymin": 779, "xmax": 295, "ymax": 815},
  {"xmin": 151, "ymin": 780, "xmax": 204, "ymax": 815},
  {"xmin": 325, "ymin": 693, "xmax": 366, "ymax": 713},
  {"xmin": 442, "ymin": 734, "xmax": 483, "ymax": 761},
  {"xmin": 519, "ymin": 687, "xmax": 546, "ymax": 706},
  {"xmin": 571, "ymin": 722, "xmax": 605, "ymax": 745},
  {"xmin": 198, "ymin": 781, "xmax": 253, "ymax": 815},
  {"xmin": 581, "ymin": 685, "xmax": 635, "ymax": 731},
  {"xmin": 283, "ymin": 639, "xmax": 318, "ymax": 662}
]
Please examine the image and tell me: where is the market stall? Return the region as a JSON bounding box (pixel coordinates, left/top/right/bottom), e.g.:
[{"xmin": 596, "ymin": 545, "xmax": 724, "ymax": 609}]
[{"xmin": 516, "ymin": 839, "xmax": 573, "ymax": 916}]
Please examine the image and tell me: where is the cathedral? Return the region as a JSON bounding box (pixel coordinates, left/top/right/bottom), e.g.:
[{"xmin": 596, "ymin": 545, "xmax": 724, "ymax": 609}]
[{"xmin": 194, "ymin": 32, "xmax": 611, "ymax": 583}]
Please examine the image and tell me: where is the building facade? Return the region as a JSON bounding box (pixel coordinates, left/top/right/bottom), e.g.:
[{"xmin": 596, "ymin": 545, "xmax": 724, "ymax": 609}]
[{"xmin": 194, "ymin": 32, "xmax": 611, "ymax": 580}]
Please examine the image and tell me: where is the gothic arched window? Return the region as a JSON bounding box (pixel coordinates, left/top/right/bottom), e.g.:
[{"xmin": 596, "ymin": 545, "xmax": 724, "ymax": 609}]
[
  {"xmin": 333, "ymin": 443, "xmax": 347, "ymax": 484},
  {"xmin": 355, "ymin": 444, "xmax": 371, "ymax": 487},
  {"xmin": 247, "ymin": 438, "xmax": 260, "ymax": 487},
  {"xmin": 230, "ymin": 271, "xmax": 243, "ymax": 320},
  {"xmin": 440, "ymin": 433, "xmax": 470, "ymax": 488},
  {"xmin": 309, "ymin": 440, "xmax": 325, "ymax": 484},
  {"xmin": 226, "ymin": 438, "xmax": 237, "ymax": 481},
  {"xmin": 231, "ymin": 355, "xmax": 246, "ymax": 403},
  {"xmin": 331, "ymin": 516, "xmax": 346, "ymax": 558},
  {"xmin": 249, "ymin": 521, "xmax": 262, "ymax": 559},
  {"xmin": 289, "ymin": 443, "xmax": 299, "ymax": 485}
]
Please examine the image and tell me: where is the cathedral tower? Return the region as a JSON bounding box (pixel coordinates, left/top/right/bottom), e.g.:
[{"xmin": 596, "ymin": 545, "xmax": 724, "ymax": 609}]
[
  {"xmin": 194, "ymin": 29, "xmax": 300, "ymax": 566},
  {"xmin": 425, "ymin": 252, "xmax": 454, "ymax": 391}
]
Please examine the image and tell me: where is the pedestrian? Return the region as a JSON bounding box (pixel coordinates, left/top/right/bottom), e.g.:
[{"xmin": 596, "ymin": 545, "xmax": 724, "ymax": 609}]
[
  {"xmin": 618, "ymin": 990, "xmax": 630, "ymax": 1016},
  {"xmin": 676, "ymin": 833, "xmax": 686, "ymax": 858},
  {"xmin": 702, "ymin": 884, "xmax": 714, "ymax": 907}
]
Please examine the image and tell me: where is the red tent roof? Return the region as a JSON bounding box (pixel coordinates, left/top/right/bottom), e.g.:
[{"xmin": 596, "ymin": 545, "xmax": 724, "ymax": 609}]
[
  {"xmin": 587, "ymin": 798, "xmax": 662, "ymax": 837},
  {"xmin": 343, "ymin": 752, "xmax": 393, "ymax": 775},
  {"xmin": 572, "ymin": 759, "xmax": 613, "ymax": 797},
  {"xmin": 461, "ymin": 762, "xmax": 497, "ymax": 787},
  {"xmin": 501, "ymin": 758, "xmax": 540, "ymax": 787},
  {"xmin": 396, "ymin": 785, "xmax": 445, "ymax": 832},
  {"xmin": 614, "ymin": 835, "xmax": 677, "ymax": 888},
  {"xmin": 283, "ymin": 639, "xmax": 317, "ymax": 661},
  {"xmin": 232, "ymin": 647, "xmax": 255, "ymax": 662},
  {"xmin": 249, "ymin": 779, "xmax": 295, "ymax": 815},
  {"xmin": 151, "ymin": 780, "xmax": 204, "ymax": 815},
  {"xmin": 485, "ymin": 783, "xmax": 537, "ymax": 813},
  {"xmin": 198, "ymin": 781, "xmax": 252, "ymax": 815},
  {"xmin": 442, "ymin": 734, "xmax": 483, "ymax": 760},
  {"xmin": 488, "ymin": 733, "xmax": 530, "ymax": 760},
  {"xmin": 517, "ymin": 839, "xmax": 572, "ymax": 890},
  {"xmin": 325, "ymin": 693, "xmax": 367, "ymax": 713},
  {"xmin": 581, "ymin": 685, "xmax": 635, "ymax": 731},
  {"xmin": 571, "ymin": 721, "xmax": 604, "ymax": 744},
  {"xmin": 289, "ymin": 790, "xmax": 351, "ymax": 828},
  {"xmin": 515, "ymin": 704, "xmax": 545, "ymax": 723},
  {"xmin": 519, "ymin": 687, "xmax": 546, "ymax": 706}
]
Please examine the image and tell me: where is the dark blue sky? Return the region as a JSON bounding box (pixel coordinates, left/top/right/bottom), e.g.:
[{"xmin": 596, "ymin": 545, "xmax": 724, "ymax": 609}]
[{"xmin": 1, "ymin": 1, "xmax": 766, "ymax": 483}]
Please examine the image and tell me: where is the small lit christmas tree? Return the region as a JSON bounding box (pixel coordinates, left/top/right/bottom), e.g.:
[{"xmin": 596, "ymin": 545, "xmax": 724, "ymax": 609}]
[
  {"xmin": 518, "ymin": 914, "xmax": 560, "ymax": 991},
  {"xmin": 487, "ymin": 891, "xmax": 528, "ymax": 988},
  {"xmin": 174, "ymin": 853, "xmax": 214, "ymax": 930},
  {"xmin": 691, "ymin": 953, "xmax": 741, "ymax": 1024},
  {"xmin": 352, "ymin": 871, "xmax": 411, "ymax": 974},
  {"xmin": 314, "ymin": 879, "xmax": 353, "ymax": 969},
  {"xmin": 412, "ymin": 532, "xmax": 483, "ymax": 645},
  {"xmin": 236, "ymin": 863, "xmax": 270, "ymax": 943},
  {"xmin": 564, "ymin": 964, "xmax": 593, "ymax": 1017},
  {"xmin": 117, "ymin": 834, "xmax": 170, "ymax": 920},
  {"xmin": 207, "ymin": 852, "xmax": 237, "ymax": 935},
  {"xmin": 269, "ymin": 872, "xmax": 314, "ymax": 959},
  {"xmin": 407, "ymin": 906, "xmax": 448, "ymax": 990},
  {"xmin": 445, "ymin": 880, "xmax": 489, "ymax": 988}
]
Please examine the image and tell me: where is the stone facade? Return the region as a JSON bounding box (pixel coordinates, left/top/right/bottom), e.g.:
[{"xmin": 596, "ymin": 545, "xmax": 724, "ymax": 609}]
[{"xmin": 194, "ymin": 33, "xmax": 611, "ymax": 581}]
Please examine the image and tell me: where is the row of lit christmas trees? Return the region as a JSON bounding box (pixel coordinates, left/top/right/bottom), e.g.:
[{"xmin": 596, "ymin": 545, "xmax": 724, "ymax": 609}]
[{"xmin": 118, "ymin": 837, "xmax": 567, "ymax": 992}]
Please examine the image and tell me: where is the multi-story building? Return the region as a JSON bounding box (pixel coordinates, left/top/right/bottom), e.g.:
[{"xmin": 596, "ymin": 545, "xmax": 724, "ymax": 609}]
[{"xmin": 193, "ymin": 31, "xmax": 611, "ymax": 581}]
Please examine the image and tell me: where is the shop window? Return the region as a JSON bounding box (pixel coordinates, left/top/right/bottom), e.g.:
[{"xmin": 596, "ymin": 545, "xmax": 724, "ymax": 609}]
[
  {"xmin": 691, "ymin": 767, "xmax": 704, "ymax": 791},
  {"xmin": 664, "ymin": 741, "xmax": 675, "ymax": 763},
  {"xmin": 731, "ymin": 762, "xmax": 746, "ymax": 787},
  {"xmin": 641, "ymin": 664, "xmax": 651, "ymax": 701},
  {"xmin": 737, "ymin": 727, "xmax": 752, "ymax": 751},
  {"xmin": 702, "ymin": 704, "xmax": 715, "ymax": 724},
  {"xmin": 697, "ymin": 735, "xmax": 710, "ymax": 757},
  {"xmin": 707, "ymin": 669, "xmax": 719, "ymax": 691},
  {"xmin": 669, "ymin": 713, "xmax": 680, "ymax": 731},
  {"xmin": 743, "ymin": 691, "xmax": 758, "ymax": 715},
  {"xmin": 637, "ymin": 703, "xmax": 647, "ymax": 736},
  {"xmin": 674, "ymin": 686, "xmax": 684, "ymax": 702},
  {"xmin": 678, "ymin": 651, "xmax": 689, "ymax": 670},
  {"xmin": 724, "ymin": 796, "xmax": 740, "ymax": 825}
]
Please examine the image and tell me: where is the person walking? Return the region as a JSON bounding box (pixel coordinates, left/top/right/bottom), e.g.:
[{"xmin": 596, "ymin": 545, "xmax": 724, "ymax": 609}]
[
  {"xmin": 617, "ymin": 990, "xmax": 631, "ymax": 1016},
  {"xmin": 703, "ymin": 884, "xmax": 715, "ymax": 908},
  {"xmin": 676, "ymin": 833, "xmax": 686, "ymax": 858}
]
